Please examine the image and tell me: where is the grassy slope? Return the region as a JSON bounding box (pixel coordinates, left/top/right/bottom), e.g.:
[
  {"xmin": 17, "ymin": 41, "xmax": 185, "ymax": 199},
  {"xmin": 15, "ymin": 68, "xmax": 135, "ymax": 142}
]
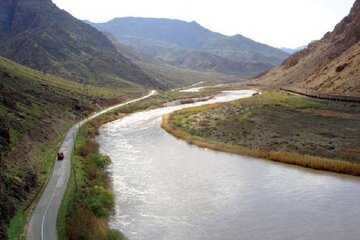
[
  {"xmin": 163, "ymin": 90, "xmax": 360, "ymax": 175},
  {"xmin": 0, "ymin": 56, "xmax": 145, "ymax": 100},
  {"xmin": 137, "ymin": 61, "xmax": 245, "ymax": 89},
  {"xmin": 6, "ymin": 132, "xmax": 68, "ymax": 240},
  {"xmin": 0, "ymin": 56, "xmax": 145, "ymax": 240}
]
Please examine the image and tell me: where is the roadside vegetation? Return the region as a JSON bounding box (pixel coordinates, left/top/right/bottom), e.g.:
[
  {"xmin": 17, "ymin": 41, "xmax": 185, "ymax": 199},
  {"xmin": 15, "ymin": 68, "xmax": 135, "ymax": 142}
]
[
  {"xmin": 57, "ymin": 89, "xmax": 219, "ymax": 240},
  {"xmin": 163, "ymin": 90, "xmax": 360, "ymax": 175},
  {"xmin": 0, "ymin": 56, "xmax": 145, "ymax": 239},
  {"xmin": 58, "ymin": 121, "xmax": 126, "ymax": 240},
  {"xmin": 6, "ymin": 131, "xmax": 69, "ymax": 240},
  {"xmin": 90, "ymin": 90, "xmax": 216, "ymax": 124}
]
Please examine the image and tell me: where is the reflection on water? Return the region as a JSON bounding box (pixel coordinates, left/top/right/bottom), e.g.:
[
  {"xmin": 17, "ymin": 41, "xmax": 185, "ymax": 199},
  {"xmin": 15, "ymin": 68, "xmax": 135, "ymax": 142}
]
[{"xmin": 97, "ymin": 90, "xmax": 360, "ymax": 240}]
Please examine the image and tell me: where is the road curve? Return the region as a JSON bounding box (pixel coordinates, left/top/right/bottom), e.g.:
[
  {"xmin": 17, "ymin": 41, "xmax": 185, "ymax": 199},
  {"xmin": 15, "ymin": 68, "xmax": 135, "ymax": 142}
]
[{"xmin": 26, "ymin": 90, "xmax": 156, "ymax": 240}]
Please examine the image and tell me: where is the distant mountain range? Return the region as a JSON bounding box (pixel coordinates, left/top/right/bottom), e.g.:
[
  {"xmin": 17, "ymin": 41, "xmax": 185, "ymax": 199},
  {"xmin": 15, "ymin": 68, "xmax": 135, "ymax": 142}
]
[
  {"xmin": 280, "ymin": 45, "xmax": 307, "ymax": 54},
  {"xmin": 251, "ymin": 0, "xmax": 360, "ymax": 97},
  {"xmin": 0, "ymin": 0, "xmax": 159, "ymax": 88},
  {"xmin": 87, "ymin": 18, "xmax": 289, "ymax": 76}
]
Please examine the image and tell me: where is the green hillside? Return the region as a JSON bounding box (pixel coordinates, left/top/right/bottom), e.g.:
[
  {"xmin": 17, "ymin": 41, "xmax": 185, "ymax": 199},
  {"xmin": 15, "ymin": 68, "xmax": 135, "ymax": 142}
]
[{"xmin": 0, "ymin": 56, "xmax": 145, "ymax": 239}]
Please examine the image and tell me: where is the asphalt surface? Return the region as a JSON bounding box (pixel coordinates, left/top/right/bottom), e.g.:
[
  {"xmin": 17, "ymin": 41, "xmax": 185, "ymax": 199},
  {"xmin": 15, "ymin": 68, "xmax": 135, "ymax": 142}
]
[{"xmin": 26, "ymin": 90, "xmax": 156, "ymax": 240}]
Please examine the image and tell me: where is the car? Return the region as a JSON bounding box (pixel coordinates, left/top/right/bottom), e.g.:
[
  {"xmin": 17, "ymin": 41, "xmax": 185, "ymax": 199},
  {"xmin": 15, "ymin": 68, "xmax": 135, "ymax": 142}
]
[{"xmin": 57, "ymin": 152, "xmax": 64, "ymax": 160}]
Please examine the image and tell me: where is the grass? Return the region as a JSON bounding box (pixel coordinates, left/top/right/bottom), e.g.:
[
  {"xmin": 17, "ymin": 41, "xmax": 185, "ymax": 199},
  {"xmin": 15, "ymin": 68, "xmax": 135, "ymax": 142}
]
[
  {"xmin": 138, "ymin": 61, "xmax": 244, "ymax": 88},
  {"xmin": 6, "ymin": 192, "xmax": 37, "ymax": 240},
  {"xmin": 0, "ymin": 56, "xmax": 146, "ymax": 109},
  {"xmin": 57, "ymin": 129, "xmax": 86, "ymax": 240},
  {"xmin": 7, "ymin": 130, "xmax": 69, "ymax": 240},
  {"xmin": 163, "ymin": 90, "xmax": 360, "ymax": 176},
  {"xmin": 0, "ymin": 55, "xmax": 145, "ymax": 239},
  {"xmin": 9, "ymin": 128, "xmax": 22, "ymax": 149},
  {"xmin": 57, "ymin": 121, "xmax": 126, "ymax": 240},
  {"xmin": 0, "ymin": 56, "xmax": 145, "ymax": 98}
]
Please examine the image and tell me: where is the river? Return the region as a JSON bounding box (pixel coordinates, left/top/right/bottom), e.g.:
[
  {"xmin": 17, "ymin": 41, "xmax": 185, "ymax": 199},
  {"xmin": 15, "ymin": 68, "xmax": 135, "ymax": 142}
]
[{"xmin": 97, "ymin": 90, "xmax": 360, "ymax": 240}]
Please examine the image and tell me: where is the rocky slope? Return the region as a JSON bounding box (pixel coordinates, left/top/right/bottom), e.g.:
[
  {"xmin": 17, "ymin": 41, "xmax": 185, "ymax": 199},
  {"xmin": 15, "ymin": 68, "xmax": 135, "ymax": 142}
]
[
  {"xmin": 0, "ymin": 0, "xmax": 159, "ymax": 88},
  {"xmin": 88, "ymin": 18, "xmax": 289, "ymax": 76},
  {"xmin": 252, "ymin": 0, "xmax": 360, "ymax": 97}
]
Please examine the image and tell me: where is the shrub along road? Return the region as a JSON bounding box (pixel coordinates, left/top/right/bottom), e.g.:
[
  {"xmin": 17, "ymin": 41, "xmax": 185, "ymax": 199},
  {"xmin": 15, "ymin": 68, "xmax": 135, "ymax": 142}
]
[{"xmin": 26, "ymin": 90, "xmax": 156, "ymax": 240}]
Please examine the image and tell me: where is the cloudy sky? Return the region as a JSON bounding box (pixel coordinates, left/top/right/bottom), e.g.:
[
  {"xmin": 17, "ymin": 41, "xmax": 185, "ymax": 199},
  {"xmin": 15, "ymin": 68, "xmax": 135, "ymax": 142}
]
[{"xmin": 53, "ymin": 0, "xmax": 355, "ymax": 48}]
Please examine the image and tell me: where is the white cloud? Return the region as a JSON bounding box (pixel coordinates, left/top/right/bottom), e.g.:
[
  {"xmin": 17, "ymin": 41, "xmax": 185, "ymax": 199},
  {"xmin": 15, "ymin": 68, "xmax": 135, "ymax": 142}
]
[{"xmin": 52, "ymin": 0, "xmax": 355, "ymax": 48}]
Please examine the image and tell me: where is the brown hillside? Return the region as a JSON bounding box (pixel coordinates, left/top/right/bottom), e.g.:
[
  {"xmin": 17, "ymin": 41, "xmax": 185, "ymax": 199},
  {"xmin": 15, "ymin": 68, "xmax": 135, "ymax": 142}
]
[{"xmin": 251, "ymin": 0, "xmax": 360, "ymax": 97}]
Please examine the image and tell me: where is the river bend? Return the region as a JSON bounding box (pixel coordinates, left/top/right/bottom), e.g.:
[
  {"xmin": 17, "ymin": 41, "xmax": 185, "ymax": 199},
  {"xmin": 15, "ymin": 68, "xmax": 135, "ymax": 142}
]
[{"xmin": 98, "ymin": 90, "xmax": 360, "ymax": 240}]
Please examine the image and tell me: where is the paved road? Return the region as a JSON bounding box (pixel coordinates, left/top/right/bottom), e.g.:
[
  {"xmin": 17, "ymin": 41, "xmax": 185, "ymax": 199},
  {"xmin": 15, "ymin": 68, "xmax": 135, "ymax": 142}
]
[{"xmin": 26, "ymin": 90, "xmax": 156, "ymax": 240}]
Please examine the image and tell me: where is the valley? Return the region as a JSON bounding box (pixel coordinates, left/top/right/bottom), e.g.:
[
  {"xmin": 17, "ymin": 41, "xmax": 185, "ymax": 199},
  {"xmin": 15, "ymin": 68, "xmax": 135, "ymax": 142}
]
[{"xmin": 0, "ymin": 0, "xmax": 358, "ymax": 240}]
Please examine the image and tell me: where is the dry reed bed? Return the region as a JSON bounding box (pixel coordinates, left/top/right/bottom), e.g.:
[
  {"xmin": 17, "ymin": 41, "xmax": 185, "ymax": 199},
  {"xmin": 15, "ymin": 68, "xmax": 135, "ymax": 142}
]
[{"xmin": 162, "ymin": 114, "xmax": 360, "ymax": 176}]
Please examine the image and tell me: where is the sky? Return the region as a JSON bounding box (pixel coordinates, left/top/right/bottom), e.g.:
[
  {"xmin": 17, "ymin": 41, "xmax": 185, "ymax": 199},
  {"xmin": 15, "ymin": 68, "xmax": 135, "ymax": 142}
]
[{"xmin": 52, "ymin": 0, "xmax": 355, "ymax": 48}]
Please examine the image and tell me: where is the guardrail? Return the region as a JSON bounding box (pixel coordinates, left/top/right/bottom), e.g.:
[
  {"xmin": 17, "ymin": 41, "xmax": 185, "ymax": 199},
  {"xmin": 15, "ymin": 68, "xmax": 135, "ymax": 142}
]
[{"xmin": 280, "ymin": 87, "xmax": 360, "ymax": 103}]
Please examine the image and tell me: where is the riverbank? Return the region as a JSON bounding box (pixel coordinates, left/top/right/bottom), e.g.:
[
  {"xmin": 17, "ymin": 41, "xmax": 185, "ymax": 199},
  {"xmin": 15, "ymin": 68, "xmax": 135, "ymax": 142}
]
[
  {"xmin": 57, "ymin": 120, "xmax": 126, "ymax": 240},
  {"xmin": 57, "ymin": 89, "xmax": 221, "ymax": 240},
  {"xmin": 162, "ymin": 90, "xmax": 360, "ymax": 176}
]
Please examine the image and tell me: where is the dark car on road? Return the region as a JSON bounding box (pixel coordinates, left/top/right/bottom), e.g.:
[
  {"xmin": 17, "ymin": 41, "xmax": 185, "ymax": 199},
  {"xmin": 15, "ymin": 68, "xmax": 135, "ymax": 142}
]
[{"xmin": 57, "ymin": 152, "xmax": 64, "ymax": 160}]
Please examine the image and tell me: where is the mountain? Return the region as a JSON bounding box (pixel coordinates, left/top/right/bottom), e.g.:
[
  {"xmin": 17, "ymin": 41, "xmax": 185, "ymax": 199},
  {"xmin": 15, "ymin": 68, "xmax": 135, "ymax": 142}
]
[
  {"xmin": 280, "ymin": 45, "xmax": 307, "ymax": 54},
  {"xmin": 105, "ymin": 31, "xmax": 246, "ymax": 88},
  {"xmin": 88, "ymin": 18, "xmax": 289, "ymax": 76},
  {"xmin": 251, "ymin": 0, "xmax": 360, "ymax": 97},
  {"xmin": 0, "ymin": 0, "xmax": 159, "ymax": 88}
]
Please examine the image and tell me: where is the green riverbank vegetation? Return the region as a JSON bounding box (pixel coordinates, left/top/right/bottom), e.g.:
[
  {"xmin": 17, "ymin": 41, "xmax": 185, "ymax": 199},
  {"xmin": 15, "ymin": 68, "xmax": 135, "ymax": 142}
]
[
  {"xmin": 58, "ymin": 120, "xmax": 126, "ymax": 240},
  {"xmin": 162, "ymin": 90, "xmax": 360, "ymax": 176},
  {"xmin": 57, "ymin": 89, "xmax": 220, "ymax": 240}
]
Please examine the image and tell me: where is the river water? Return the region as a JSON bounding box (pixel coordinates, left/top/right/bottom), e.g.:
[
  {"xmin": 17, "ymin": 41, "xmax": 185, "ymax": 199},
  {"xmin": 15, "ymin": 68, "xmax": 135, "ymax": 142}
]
[{"xmin": 97, "ymin": 90, "xmax": 360, "ymax": 240}]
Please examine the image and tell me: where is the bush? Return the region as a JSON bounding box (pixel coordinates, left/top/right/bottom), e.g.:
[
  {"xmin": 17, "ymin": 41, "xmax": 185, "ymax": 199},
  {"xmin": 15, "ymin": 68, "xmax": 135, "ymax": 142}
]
[
  {"xmin": 66, "ymin": 202, "xmax": 94, "ymax": 240},
  {"xmin": 78, "ymin": 140, "xmax": 99, "ymax": 157},
  {"xmin": 87, "ymin": 186, "xmax": 114, "ymax": 217},
  {"xmin": 88, "ymin": 153, "xmax": 111, "ymax": 170},
  {"xmin": 106, "ymin": 229, "xmax": 127, "ymax": 240}
]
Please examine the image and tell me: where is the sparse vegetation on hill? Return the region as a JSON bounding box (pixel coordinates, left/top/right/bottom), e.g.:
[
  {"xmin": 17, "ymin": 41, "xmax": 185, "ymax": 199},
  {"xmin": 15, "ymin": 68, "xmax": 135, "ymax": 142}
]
[
  {"xmin": 251, "ymin": 0, "xmax": 360, "ymax": 97},
  {"xmin": 163, "ymin": 90, "xmax": 360, "ymax": 175}
]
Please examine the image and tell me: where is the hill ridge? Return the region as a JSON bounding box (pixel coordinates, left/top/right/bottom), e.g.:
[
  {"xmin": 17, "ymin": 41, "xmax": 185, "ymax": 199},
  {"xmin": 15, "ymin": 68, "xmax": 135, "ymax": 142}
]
[
  {"xmin": 251, "ymin": 0, "xmax": 360, "ymax": 97},
  {"xmin": 0, "ymin": 0, "xmax": 159, "ymax": 88},
  {"xmin": 88, "ymin": 17, "xmax": 289, "ymax": 76}
]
